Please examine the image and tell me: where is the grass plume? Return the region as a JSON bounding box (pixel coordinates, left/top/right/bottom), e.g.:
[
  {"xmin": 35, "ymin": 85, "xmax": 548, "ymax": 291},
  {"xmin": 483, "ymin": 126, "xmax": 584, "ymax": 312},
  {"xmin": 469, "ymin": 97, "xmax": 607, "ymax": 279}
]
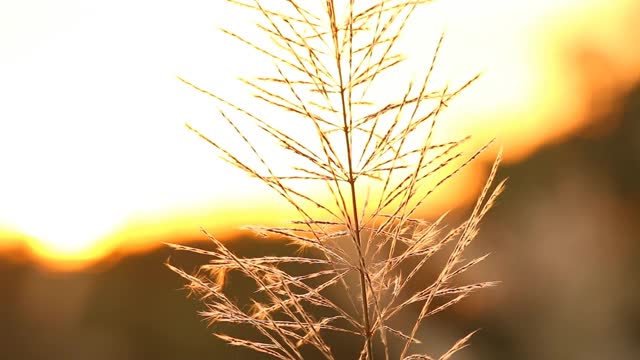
[{"xmin": 169, "ymin": 1, "xmax": 504, "ymax": 359}]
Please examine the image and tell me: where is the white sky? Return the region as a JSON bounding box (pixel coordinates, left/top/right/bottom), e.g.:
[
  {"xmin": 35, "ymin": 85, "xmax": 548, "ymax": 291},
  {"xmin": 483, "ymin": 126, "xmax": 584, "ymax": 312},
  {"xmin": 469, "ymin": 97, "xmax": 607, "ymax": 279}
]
[{"xmin": 0, "ymin": 0, "xmax": 637, "ymax": 261}]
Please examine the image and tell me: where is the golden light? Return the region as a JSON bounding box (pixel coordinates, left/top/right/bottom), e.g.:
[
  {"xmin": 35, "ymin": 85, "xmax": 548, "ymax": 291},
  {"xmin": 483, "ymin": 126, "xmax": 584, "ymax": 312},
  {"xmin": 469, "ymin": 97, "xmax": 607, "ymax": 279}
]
[{"xmin": 1, "ymin": 0, "xmax": 639, "ymax": 269}]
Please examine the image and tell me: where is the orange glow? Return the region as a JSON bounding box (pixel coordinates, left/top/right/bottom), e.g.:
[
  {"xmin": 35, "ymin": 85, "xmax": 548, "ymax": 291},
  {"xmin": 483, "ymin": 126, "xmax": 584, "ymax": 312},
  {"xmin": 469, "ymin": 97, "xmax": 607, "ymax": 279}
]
[{"xmin": 1, "ymin": 0, "xmax": 639, "ymax": 269}]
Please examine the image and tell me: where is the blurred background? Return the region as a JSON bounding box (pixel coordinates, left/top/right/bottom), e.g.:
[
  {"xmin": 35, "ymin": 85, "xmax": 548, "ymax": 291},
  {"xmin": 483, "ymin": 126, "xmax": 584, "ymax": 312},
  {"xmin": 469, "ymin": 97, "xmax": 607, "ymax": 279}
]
[{"xmin": 1, "ymin": 0, "xmax": 639, "ymax": 359}]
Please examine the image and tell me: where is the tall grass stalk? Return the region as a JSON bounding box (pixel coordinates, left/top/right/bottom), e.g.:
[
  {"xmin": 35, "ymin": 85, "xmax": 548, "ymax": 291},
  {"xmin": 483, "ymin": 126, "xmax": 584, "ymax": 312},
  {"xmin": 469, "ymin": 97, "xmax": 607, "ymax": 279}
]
[{"xmin": 169, "ymin": 1, "xmax": 504, "ymax": 359}]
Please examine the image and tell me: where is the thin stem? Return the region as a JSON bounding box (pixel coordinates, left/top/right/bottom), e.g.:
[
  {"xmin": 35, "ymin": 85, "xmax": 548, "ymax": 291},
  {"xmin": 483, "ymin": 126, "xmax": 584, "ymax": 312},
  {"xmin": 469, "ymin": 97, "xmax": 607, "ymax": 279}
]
[{"xmin": 328, "ymin": 3, "xmax": 374, "ymax": 358}]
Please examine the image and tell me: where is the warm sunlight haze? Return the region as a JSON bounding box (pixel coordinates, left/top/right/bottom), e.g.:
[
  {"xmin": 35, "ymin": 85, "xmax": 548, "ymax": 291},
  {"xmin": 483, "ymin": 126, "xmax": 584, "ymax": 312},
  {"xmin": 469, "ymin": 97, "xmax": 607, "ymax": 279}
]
[{"xmin": 1, "ymin": 0, "xmax": 639, "ymax": 269}]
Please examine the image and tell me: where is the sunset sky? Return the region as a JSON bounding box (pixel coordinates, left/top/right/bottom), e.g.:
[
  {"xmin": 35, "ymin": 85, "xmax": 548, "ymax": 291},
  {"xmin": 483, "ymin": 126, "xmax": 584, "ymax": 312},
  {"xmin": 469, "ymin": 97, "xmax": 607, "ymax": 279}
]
[{"xmin": 1, "ymin": 0, "xmax": 639, "ymax": 269}]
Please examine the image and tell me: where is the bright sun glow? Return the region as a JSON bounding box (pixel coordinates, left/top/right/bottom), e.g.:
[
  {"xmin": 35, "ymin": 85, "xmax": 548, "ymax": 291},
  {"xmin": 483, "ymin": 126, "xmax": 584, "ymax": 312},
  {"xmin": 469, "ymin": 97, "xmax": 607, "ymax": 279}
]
[{"xmin": 0, "ymin": 0, "xmax": 639, "ymax": 268}]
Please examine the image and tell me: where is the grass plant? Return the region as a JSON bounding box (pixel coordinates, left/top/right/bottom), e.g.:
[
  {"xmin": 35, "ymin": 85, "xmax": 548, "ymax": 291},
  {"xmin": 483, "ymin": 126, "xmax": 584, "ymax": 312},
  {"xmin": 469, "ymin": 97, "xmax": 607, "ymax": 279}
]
[{"xmin": 168, "ymin": 1, "xmax": 505, "ymax": 359}]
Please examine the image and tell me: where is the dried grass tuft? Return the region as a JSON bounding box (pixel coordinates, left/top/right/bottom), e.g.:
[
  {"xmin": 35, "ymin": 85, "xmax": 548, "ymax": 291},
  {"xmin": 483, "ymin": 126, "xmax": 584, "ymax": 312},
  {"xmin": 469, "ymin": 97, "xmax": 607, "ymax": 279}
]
[{"xmin": 170, "ymin": 1, "xmax": 504, "ymax": 359}]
